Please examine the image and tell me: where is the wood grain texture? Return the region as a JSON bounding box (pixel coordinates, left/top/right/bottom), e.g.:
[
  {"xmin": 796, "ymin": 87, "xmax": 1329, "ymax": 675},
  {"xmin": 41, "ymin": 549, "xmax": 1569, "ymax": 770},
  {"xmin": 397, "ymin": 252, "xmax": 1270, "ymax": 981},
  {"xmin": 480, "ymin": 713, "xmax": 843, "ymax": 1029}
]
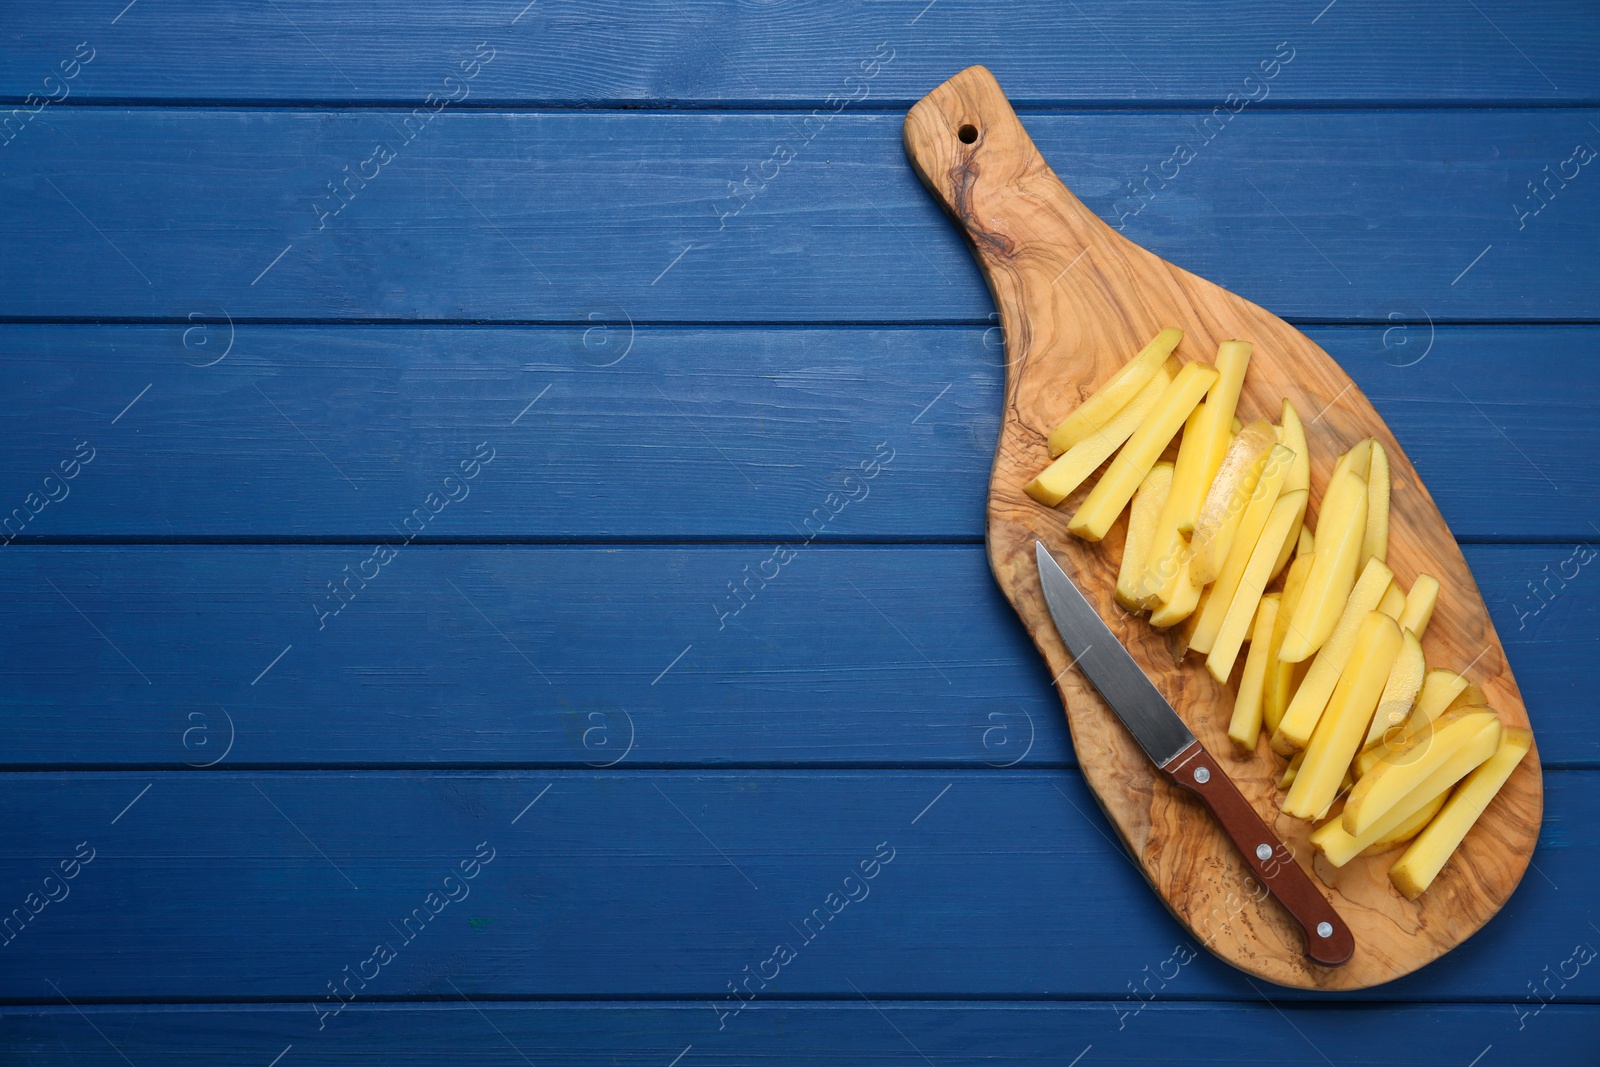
[
  {"xmin": 904, "ymin": 66, "xmax": 1543, "ymax": 990},
  {"xmin": 4, "ymin": 0, "xmax": 1596, "ymax": 105},
  {"xmin": 0, "ymin": 325, "xmax": 1595, "ymax": 541},
  {"xmin": 2, "ymin": 110, "xmax": 1597, "ymax": 322},
  {"xmin": 0, "ymin": 769, "xmax": 1584, "ymax": 1001}
]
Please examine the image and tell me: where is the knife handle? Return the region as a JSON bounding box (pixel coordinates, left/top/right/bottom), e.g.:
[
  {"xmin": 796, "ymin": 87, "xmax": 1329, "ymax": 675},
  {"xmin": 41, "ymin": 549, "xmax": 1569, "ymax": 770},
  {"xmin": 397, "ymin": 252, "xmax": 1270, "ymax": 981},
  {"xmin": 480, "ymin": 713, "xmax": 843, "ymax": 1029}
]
[{"xmin": 1160, "ymin": 739, "xmax": 1354, "ymax": 967}]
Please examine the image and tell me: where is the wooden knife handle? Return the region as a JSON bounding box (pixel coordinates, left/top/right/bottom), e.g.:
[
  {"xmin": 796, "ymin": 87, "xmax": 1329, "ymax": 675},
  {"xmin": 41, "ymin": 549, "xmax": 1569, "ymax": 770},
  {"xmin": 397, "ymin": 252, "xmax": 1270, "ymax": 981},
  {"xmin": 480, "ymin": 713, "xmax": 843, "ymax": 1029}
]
[{"xmin": 1161, "ymin": 739, "xmax": 1354, "ymax": 967}]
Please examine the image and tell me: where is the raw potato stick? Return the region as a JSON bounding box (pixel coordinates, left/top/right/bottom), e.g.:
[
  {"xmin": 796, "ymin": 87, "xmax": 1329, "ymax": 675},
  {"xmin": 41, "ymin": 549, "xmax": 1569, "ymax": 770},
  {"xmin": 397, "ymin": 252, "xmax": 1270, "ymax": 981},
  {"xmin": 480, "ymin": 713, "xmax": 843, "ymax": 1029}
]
[
  {"xmin": 1114, "ymin": 462, "xmax": 1174, "ymax": 610},
  {"xmin": 1026, "ymin": 367, "xmax": 1175, "ymax": 507},
  {"xmin": 1047, "ymin": 328, "xmax": 1183, "ymax": 457},
  {"xmin": 1227, "ymin": 593, "xmax": 1280, "ymax": 751},
  {"xmin": 1205, "ymin": 489, "xmax": 1307, "ymax": 682},
  {"xmin": 1312, "ymin": 715, "xmax": 1504, "ymax": 866},
  {"xmin": 1390, "ymin": 727, "xmax": 1533, "ymax": 898},
  {"xmin": 1273, "ymin": 555, "xmax": 1396, "ymax": 751},
  {"xmin": 1068, "ymin": 362, "xmax": 1218, "ymax": 541}
]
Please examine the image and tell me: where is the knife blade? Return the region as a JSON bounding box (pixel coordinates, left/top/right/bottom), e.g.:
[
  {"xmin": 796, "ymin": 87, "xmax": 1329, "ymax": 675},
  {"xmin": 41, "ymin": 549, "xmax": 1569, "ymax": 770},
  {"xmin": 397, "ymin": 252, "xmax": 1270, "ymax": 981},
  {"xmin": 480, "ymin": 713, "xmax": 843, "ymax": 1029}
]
[{"xmin": 1034, "ymin": 541, "xmax": 1354, "ymax": 967}]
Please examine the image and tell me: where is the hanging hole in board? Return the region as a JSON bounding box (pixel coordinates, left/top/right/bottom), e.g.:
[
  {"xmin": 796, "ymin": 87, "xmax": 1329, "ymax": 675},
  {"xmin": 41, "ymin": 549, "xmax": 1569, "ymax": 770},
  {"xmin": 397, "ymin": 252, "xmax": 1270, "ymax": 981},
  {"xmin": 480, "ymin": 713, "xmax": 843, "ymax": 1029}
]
[{"xmin": 958, "ymin": 124, "xmax": 978, "ymax": 144}]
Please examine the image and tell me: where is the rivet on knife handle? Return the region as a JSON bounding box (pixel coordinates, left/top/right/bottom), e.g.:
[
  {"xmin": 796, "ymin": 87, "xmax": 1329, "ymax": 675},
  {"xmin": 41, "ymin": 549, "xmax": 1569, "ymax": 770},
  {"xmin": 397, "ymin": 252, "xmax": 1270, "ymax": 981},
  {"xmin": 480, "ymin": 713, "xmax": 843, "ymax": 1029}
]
[{"xmin": 1163, "ymin": 740, "xmax": 1354, "ymax": 966}]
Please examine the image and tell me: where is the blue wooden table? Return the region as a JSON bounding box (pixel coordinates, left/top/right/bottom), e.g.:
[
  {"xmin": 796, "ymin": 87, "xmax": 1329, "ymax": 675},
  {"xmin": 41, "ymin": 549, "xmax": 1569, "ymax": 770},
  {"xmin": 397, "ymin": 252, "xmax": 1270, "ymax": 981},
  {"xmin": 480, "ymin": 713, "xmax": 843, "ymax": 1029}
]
[{"xmin": 2, "ymin": 3, "xmax": 1596, "ymax": 1063}]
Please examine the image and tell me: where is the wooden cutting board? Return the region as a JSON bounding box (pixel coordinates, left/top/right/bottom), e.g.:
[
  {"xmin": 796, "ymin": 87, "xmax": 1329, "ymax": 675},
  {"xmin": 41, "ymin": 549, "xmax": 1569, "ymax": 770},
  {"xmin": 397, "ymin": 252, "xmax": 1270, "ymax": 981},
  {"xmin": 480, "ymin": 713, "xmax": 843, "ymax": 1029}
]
[{"xmin": 904, "ymin": 66, "xmax": 1543, "ymax": 990}]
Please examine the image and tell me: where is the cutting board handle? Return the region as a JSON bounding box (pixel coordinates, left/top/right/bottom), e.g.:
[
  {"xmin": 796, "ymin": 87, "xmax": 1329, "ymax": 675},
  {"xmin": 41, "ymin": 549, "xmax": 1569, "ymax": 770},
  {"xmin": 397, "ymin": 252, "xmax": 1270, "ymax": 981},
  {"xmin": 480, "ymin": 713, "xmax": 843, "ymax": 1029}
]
[{"xmin": 903, "ymin": 66, "xmax": 1131, "ymax": 388}]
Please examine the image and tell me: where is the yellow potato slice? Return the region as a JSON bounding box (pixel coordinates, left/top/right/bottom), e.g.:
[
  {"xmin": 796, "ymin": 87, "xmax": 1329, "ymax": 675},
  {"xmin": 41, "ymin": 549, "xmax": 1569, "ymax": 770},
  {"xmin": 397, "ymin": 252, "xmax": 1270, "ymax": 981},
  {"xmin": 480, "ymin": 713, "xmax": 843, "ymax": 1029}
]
[
  {"xmin": 1026, "ymin": 367, "xmax": 1175, "ymax": 506},
  {"xmin": 1047, "ymin": 327, "xmax": 1183, "ymax": 457},
  {"xmin": 1189, "ymin": 420, "xmax": 1277, "ymax": 585},
  {"xmin": 1228, "ymin": 593, "xmax": 1280, "ymax": 752},
  {"xmin": 1067, "ymin": 362, "xmax": 1219, "ymax": 541},
  {"xmin": 1398, "ymin": 574, "xmax": 1441, "ymax": 639},
  {"xmin": 1356, "ymin": 671, "xmax": 1465, "ymax": 780},
  {"xmin": 1205, "ymin": 488, "xmax": 1308, "ymax": 682},
  {"xmin": 1361, "ymin": 791, "xmax": 1448, "ymax": 855},
  {"xmin": 1269, "ymin": 400, "xmax": 1311, "ymax": 581},
  {"xmin": 1447, "ymin": 682, "xmax": 1489, "ymax": 714},
  {"xmin": 1263, "ymin": 554, "xmax": 1315, "ymax": 735},
  {"xmin": 1279, "ymin": 750, "xmax": 1304, "ymax": 789},
  {"xmin": 1134, "ymin": 401, "xmax": 1204, "ymax": 604},
  {"xmin": 1174, "ymin": 341, "xmax": 1252, "ymax": 537},
  {"xmin": 1185, "ymin": 445, "xmax": 1294, "ymax": 655},
  {"xmin": 1361, "ymin": 441, "xmax": 1391, "ymax": 570},
  {"xmin": 1412, "ymin": 669, "xmax": 1471, "ymax": 723},
  {"xmin": 1283, "ymin": 611, "xmax": 1403, "ymax": 819},
  {"xmin": 1341, "ymin": 438, "xmax": 1375, "ymax": 480},
  {"xmin": 1362, "ymin": 628, "xmax": 1426, "ymax": 749},
  {"xmin": 1278, "ymin": 466, "xmax": 1369, "ymax": 663},
  {"xmin": 1114, "ymin": 462, "xmax": 1173, "ymax": 611},
  {"xmin": 1272, "ymin": 556, "xmax": 1395, "ymax": 750},
  {"xmin": 1148, "ymin": 549, "xmax": 1203, "ymax": 628},
  {"xmin": 1390, "ymin": 727, "xmax": 1534, "ymax": 899},
  {"xmin": 1144, "ymin": 340, "xmax": 1250, "ymax": 607},
  {"xmin": 1297, "ymin": 524, "xmax": 1315, "ymax": 557},
  {"xmin": 1342, "ymin": 709, "xmax": 1501, "ymax": 836},
  {"xmin": 1377, "ymin": 580, "xmax": 1407, "ymax": 619},
  {"xmin": 1312, "ymin": 716, "xmax": 1503, "ymax": 866}
]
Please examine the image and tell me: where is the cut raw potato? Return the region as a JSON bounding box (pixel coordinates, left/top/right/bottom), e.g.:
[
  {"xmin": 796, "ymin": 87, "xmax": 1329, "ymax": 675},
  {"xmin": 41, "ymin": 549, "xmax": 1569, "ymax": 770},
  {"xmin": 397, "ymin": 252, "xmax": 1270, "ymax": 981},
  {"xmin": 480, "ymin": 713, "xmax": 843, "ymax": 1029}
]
[
  {"xmin": 1189, "ymin": 420, "xmax": 1277, "ymax": 585},
  {"xmin": 1227, "ymin": 593, "xmax": 1280, "ymax": 751},
  {"xmin": 1278, "ymin": 465, "xmax": 1370, "ymax": 663},
  {"xmin": 1269, "ymin": 400, "xmax": 1311, "ymax": 580},
  {"xmin": 1146, "ymin": 346, "xmax": 1247, "ymax": 611},
  {"xmin": 1341, "ymin": 438, "xmax": 1375, "ymax": 481},
  {"xmin": 1280, "ymin": 401, "xmax": 1311, "ymax": 495},
  {"xmin": 1143, "ymin": 397, "xmax": 1225, "ymax": 619},
  {"xmin": 1176, "ymin": 341, "xmax": 1251, "ymax": 536},
  {"xmin": 1136, "ymin": 401, "xmax": 1207, "ymax": 605},
  {"xmin": 1272, "ymin": 556, "xmax": 1396, "ymax": 751},
  {"xmin": 1047, "ymin": 328, "xmax": 1183, "ymax": 457},
  {"xmin": 1263, "ymin": 554, "xmax": 1315, "ymax": 735},
  {"xmin": 1172, "ymin": 584, "xmax": 1209, "ymax": 659},
  {"xmin": 1114, "ymin": 462, "xmax": 1173, "ymax": 611},
  {"xmin": 1283, "ymin": 611, "xmax": 1403, "ymax": 819},
  {"xmin": 1363, "ymin": 628, "xmax": 1426, "ymax": 748},
  {"xmin": 1377, "ymin": 580, "xmax": 1406, "ymax": 619},
  {"xmin": 1148, "ymin": 552, "xmax": 1203, "ymax": 627},
  {"xmin": 1067, "ymin": 362, "xmax": 1219, "ymax": 541},
  {"xmin": 1361, "ymin": 791, "xmax": 1448, "ymax": 855},
  {"xmin": 1350, "ymin": 671, "xmax": 1472, "ymax": 780},
  {"xmin": 1297, "ymin": 524, "xmax": 1315, "ymax": 557},
  {"xmin": 1312, "ymin": 713, "xmax": 1503, "ymax": 866},
  {"xmin": 1447, "ymin": 682, "xmax": 1489, "ymax": 714},
  {"xmin": 1412, "ymin": 669, "xmax": 1471, "ymax": 723},
  {"xmin": 1361, "ymin": 441, "xmax": 1391, "ymax": 570},
  {"xmin": 1398, "ymin": 574, "xmax": 1441, "ymax": 639},
  {"xmin": 1148, "ymin": 552, "xmax": 1203, "ymax": 628},
  {"xmin": 1342, "ymin": 709, "xmax": 1502, "ymax": 836},
  {"xmin": 1390, "ymin": 727, "xmax": 1534, "ymax": 899},
  {"xmin": 1185, "ymin": 445, "xmax": 1294, "ymax": 655},
  {"xmin": 1205, "ymin": 489, "xmax": 1307, "ymax": 682},
  {"xmin": 1026, "ymin": 368, "xmax": 1176, "ymax": 506},
  {"xmin": 1279, "ymin": 750, "xmax": 1304, "ymax": 789}
]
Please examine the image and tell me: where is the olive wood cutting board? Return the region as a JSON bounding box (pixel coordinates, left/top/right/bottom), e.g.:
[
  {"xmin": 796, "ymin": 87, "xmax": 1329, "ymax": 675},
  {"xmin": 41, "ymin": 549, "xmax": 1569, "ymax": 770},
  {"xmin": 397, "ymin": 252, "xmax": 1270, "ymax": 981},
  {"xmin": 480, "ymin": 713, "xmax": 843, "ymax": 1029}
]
[{"xmin": 903, "ymin": 65, "xmax": 1542, "ymax": 990}]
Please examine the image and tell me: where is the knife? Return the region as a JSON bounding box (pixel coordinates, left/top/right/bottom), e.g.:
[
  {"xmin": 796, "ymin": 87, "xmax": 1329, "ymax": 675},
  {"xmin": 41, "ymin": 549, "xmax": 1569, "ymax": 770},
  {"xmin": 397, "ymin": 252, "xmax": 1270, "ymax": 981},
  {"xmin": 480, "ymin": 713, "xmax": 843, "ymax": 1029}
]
[{"xmin": 1035, "ymin": 541, "xmax": 1354, "ymax": 967}]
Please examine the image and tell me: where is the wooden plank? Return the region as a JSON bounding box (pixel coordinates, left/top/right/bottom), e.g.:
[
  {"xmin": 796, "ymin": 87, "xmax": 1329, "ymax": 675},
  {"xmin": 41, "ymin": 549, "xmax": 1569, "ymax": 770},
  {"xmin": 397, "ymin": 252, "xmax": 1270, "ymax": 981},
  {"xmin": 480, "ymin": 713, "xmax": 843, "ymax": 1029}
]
[
  {"xmin": 0, "ymin": 325, "xmax": 1591, "ymax": 541},
  {"xmin": 0, "ymin": 768, "xmax": 1586, "ymax": 1000},
  {"xmin": 0, "ymin": 1001, "xmax": 1591, "ymax": 1065},
  {"xmin": 0, "ymin": 545, "xmax": 1590, "ymax": 768},
  {"xmin": 3, "ymin": 1, "xmax": 1596, "ymax": 106},
  {"xmin": 2, "ymin": 111, "xmax": 1595, "ymax": 322}
]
